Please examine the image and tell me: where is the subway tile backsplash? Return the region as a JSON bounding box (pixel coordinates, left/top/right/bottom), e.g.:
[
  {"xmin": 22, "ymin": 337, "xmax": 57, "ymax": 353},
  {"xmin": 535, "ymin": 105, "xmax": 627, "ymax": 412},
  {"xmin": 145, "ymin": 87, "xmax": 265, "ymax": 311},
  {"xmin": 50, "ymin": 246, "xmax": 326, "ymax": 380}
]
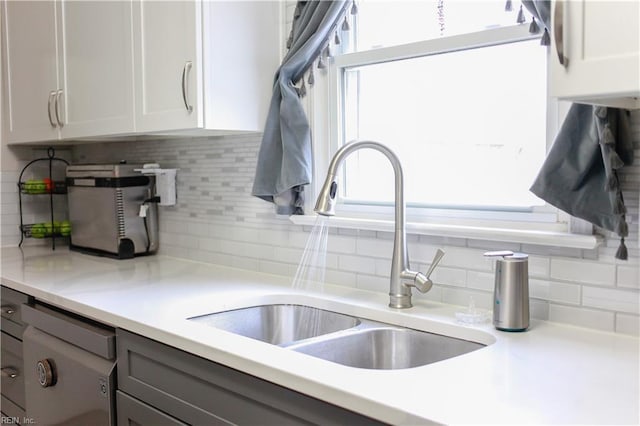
[
  {"xmin": 1, "ymin": 112, "xmax": 638, "ymax": 336},
  {"xmin": 550, "ymin": 258, "xmax": 617, "ymax": 286}
]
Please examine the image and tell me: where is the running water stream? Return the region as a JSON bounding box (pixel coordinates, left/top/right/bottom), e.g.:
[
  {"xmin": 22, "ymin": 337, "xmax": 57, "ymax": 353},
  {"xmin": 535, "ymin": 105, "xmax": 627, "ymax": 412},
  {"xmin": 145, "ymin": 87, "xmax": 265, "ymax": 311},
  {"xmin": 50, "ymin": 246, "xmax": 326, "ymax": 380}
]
[
  {"xmin": 290, "ymin": 215, "xmax": 330, "ymax": 339},
  {"xmin": 292, "ymin": 215, "xmax": 329, "ymax": 291}
]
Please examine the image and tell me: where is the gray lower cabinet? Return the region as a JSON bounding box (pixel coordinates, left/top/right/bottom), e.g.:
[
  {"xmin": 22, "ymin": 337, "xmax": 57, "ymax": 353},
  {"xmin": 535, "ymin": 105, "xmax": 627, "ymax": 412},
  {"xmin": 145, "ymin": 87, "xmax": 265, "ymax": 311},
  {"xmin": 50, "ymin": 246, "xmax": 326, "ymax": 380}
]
[
  {"xmin": 1, "ymin": 285, "xmax": 32, "ymax": 423},
  {"xmin": 116, "ymin": 329, "xmax": 385, "ymax": 425},
  {"xmin": 1, "ymin": 286, "xmax": 31, "ymax": 338},
  {"xmin": 117, "ymin": 391, "xmax": 187, "ymax": 426},
  {"xmin": 21, "ymin": 303, "xmax": 117, "ymax": 426},
  {"xmin": 1, "ymin": 332, "xmax": 26, "ymax": 421}
]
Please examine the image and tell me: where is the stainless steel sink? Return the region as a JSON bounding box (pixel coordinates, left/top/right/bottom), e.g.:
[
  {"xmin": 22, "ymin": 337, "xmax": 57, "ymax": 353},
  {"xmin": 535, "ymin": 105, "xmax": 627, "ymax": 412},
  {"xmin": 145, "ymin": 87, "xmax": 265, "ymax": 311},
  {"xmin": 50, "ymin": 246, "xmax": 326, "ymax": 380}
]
[
  {"xmin": 189, "ymin": 304, "xmax": 486, "ymax": 369},
  {"xmin": 287, "ymin": 326, "xmax": 485, "ymax": 369},
  {"xmin": 189, "ymin": 304, "xmax": 360, "ymax": 345}
]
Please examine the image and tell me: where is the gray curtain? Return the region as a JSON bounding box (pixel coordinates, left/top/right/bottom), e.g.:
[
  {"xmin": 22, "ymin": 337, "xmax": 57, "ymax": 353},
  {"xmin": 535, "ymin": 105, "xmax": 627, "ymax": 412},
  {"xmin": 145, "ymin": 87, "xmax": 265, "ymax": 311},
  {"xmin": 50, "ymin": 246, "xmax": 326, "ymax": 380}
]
[
  {"xmin": 523, "ymin": 0, "xmax": 635, "ymax": 259},
  {"xmin": 252, "ymin": 1, "xmax": 353, "ymax": 215},
  {"xmin": 522, "ymin": 0, "xmax": 551, "ymax": 45},
  {"xmin": 530, "ymin": 106, "xmax": 633, "ymax": 256}
]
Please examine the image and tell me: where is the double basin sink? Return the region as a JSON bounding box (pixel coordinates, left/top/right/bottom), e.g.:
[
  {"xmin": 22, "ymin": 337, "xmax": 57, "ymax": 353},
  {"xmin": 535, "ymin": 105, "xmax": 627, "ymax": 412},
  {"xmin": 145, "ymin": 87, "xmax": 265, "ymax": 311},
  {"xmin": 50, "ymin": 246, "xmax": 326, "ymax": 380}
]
[{"xmin": 189, "ymin": 304, "xmax": 486, "ymax": 370}]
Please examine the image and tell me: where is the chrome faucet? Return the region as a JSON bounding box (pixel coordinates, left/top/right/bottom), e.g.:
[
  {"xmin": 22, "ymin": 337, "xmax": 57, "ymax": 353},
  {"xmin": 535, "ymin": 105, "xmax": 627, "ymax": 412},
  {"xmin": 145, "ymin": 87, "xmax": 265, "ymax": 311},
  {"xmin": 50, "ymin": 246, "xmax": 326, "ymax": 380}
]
[{"xmin": 314, "ymin": 140, "xmax": 445, "ymax": 309}]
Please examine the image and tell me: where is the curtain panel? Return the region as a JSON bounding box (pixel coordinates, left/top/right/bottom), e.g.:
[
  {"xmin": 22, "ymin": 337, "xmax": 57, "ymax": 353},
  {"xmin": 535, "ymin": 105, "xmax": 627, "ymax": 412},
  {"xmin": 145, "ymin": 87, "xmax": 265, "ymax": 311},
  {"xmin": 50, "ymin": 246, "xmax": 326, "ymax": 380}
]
[{"xmin": 252, "ymin": 1, "xmax": 354, "ymax": 215}]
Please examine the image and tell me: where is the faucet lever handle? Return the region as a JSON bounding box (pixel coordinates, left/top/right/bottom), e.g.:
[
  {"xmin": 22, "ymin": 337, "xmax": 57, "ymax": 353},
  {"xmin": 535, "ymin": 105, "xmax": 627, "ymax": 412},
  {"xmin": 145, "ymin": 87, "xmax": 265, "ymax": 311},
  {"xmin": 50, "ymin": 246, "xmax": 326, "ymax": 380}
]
[
  {"xmin": 408, "ymin": 249, "xmax": 445, "ymax": 294},
  {"xmin": 425, "ymin": 249, "xmax": 445, "ymax": 279}
]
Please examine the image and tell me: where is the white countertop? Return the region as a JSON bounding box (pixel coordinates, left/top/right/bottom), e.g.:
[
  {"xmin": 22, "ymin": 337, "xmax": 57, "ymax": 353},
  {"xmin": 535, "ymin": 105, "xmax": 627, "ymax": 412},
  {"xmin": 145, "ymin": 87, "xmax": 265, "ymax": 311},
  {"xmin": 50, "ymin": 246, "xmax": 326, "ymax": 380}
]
[{"xmin": 2, "ymin": 246, "xmax": 639, "ymax": 425}]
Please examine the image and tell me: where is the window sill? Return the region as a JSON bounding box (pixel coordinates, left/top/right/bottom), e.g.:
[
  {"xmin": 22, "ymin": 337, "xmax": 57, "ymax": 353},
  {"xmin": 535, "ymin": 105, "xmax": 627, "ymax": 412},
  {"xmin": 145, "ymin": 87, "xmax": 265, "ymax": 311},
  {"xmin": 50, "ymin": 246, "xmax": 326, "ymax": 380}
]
[{"xmin": 289, "ymin": 215, "xmax": 602, "ymax": 250}]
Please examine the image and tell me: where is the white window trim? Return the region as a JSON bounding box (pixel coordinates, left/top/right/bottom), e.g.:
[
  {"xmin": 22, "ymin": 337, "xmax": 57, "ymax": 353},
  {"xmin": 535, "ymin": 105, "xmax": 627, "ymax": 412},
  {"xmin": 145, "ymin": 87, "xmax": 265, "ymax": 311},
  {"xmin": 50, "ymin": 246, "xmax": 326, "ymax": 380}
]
[
  {"xmin": 289, "ymin": 215, "xmax": 602, "ymax": 250},
  {"xmin": 295, "ymin": 24, "xmax": 600, "ymax": 250}
]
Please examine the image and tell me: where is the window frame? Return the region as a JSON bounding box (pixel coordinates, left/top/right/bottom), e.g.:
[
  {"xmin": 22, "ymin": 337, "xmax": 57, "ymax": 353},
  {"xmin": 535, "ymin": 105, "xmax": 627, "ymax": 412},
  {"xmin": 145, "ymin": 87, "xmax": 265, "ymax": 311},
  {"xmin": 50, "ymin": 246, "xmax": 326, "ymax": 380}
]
[
  {"xmin": 306, "ymin": 22, "xmax": 581, "ymax": 237},
  {"xmin": 298, "ymin": 17, "xmax": 603, "ymax": 250}
]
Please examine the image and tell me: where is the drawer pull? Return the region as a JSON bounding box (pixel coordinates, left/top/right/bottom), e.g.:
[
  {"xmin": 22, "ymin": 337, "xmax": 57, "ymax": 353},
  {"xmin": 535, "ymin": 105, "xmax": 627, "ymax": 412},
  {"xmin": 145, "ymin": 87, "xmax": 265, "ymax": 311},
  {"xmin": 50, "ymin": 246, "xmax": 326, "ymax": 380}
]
[
  {"xmin": 1, "ymin": 367, "xmax": 19, "ymax": 379},
  {"xmin": 1, "ymin": 305, "xmax": 16, "ymax": 315},
  {"xmin": 37, "ymin": 358, "xmax": 56, "ymax": 387}
]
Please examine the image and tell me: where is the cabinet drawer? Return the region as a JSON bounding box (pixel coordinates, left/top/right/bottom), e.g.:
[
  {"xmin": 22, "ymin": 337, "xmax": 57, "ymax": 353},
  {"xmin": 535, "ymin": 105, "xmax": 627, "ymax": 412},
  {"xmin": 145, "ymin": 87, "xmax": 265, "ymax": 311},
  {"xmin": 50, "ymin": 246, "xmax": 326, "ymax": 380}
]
[
  {"xmin": 1, "ymin": 332, "xmax": 25, "ymax": 410},
  {"xmin": 1, "ymin": 286, "xmax": 31, "ymax": 338},
  {"xmin": 117, "ymin": 329, "xmax": 382, "ymax": 425},
  {"xmin": 117, "ymin": 391, "xmax": 186, "ymax": 426},
  {"xmin": 1, "ymin": 395, "xmax": 26, "ymax": 424},
  {"xmin": 21, "ymin": 303, "xmax": 115, "ymax": 359}
]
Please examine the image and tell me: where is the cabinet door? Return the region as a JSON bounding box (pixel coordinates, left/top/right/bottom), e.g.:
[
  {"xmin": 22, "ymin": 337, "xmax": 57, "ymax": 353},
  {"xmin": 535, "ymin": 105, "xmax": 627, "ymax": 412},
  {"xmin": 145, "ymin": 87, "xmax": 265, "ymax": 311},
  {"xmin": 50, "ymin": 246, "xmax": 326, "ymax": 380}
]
[
  {"xmin": 57, "ymin": 0, "xmax": 135, "ymax": 138},
  {"xmin": 133, "ymin": 0, "xmax": 201, "ymax": 132},
  {"xmin": 1, "ymin": 333, "xmax": 25, "ymax": 412},
  {"xmin": 550, "ymin": 0, "xmax": 640, "ymax": 109},
  {"xmin": 117, "ymin": 329, "xmax": 383, "ymax": 426},
  {"xmin": 2, "ymin": 0, "xmax": 60, "ymax": 143},
  {"xmin": 117, "ymin": 391, "xmax": 187, "ymax": 426}
]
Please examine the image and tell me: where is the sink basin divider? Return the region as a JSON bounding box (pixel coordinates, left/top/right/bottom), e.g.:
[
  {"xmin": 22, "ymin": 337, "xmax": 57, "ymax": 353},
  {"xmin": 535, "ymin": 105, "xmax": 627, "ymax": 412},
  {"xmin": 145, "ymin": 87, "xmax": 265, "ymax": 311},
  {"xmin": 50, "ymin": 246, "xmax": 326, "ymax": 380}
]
[{"xmin": 281, "ymin": 320, "xmax": 395, "ymax": 349}]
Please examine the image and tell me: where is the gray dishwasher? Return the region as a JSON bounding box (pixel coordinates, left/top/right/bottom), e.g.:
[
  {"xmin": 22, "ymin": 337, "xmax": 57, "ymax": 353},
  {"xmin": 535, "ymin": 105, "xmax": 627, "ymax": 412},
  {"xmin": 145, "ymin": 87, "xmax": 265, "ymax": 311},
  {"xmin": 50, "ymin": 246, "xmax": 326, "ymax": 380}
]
[{"xmin": 21, "ymin": 303, "xmax": 116, "ymax": 426}]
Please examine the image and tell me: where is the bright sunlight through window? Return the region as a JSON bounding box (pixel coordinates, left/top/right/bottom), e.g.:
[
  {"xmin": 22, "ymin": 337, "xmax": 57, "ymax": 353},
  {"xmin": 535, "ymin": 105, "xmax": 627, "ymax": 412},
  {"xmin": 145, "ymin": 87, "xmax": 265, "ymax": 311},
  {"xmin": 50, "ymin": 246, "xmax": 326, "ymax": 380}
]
[{"xmin": 336, "ymin": 0, "xmax": 548, "ymax": 211}]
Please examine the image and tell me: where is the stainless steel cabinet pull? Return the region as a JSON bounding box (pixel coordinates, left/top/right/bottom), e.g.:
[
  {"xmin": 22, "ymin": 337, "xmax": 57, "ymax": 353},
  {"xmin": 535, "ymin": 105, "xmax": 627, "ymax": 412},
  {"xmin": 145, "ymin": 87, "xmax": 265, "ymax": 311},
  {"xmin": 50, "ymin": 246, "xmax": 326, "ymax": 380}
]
[
  {"xmin": 1, "ymin": 367, "xmax": 19, "ymax": 379},
  {"xmin": 181, "ymin": 61, "xmax": 194, "ymax": 113},
  {"xmin": 553, "ymin": 0, "xmax": 569, "ymax": 67},
  {"xmin": 47, "ymin": 91, "xmax": 58, "ymax": 128},
  {"xmin": 54, "ymin": 89, "xmax": 64, "ymax": 127},
  {"xmin": 1, "ymin": 304, "xmax": 16, "ymax": 315}
]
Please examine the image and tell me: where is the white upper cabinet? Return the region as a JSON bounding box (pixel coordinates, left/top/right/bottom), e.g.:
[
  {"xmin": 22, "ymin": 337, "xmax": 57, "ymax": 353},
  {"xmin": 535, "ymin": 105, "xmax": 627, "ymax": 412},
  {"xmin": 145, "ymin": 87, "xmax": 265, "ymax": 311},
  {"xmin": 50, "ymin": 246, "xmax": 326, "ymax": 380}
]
[
  {"xmin": 132, "ymin": 0, "xmax": 201, "ymax": 132},
  {"xmin": 2, "ymin": 1, "xmax": 135, "ymax": 144},
  {"xmin": 2, "ymin": 1, "xmax": 59, "ymax": 143},
  {"xmin": 2, "ymin": 1, "xmax": 279, "ymax": 143},
  {"xmin": 59, "ymin": 1, "xmax": 135, "ymax": 138},
  {"xmin": 549, "ymin": 0, "xmax": 640, "ymax": 109},
  {"xmin": 133, "ymin": 1, "xmax": 279, "ymax": 135}
]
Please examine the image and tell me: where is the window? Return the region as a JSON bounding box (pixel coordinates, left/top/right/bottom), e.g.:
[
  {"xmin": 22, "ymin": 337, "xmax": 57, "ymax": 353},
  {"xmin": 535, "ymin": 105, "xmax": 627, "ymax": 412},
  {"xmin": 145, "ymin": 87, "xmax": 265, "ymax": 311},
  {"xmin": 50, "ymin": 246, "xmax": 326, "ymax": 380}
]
[{"xmin": 325, "ymin": 1, "xmax": 554, "ymax": 223}]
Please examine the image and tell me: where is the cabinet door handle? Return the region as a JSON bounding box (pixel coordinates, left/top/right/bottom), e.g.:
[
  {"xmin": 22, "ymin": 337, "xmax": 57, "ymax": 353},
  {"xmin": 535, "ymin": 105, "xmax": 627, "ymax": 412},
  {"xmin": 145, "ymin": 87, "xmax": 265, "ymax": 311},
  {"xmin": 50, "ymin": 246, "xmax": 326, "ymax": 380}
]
[
  {"xmin": 55, "ymin": 89, "xmax": 64, "ymax": 127},
  {"xmin": 181, "ymin": 61, "xmax": 194, "ymax": 113},
  {"xmin": 553, "ymin": 0, "xmax": 569, "ymax": 67},
  {"xmin": 47, "ymin": 91, "xmax": 58, "ymax": 128},
  {"xmin": 1, "ymin": 304, "xmax": 16, "ymax": 315},
  {"xmin": 1, "ymin": 367, "xmax": 19, "ymax": 379}
]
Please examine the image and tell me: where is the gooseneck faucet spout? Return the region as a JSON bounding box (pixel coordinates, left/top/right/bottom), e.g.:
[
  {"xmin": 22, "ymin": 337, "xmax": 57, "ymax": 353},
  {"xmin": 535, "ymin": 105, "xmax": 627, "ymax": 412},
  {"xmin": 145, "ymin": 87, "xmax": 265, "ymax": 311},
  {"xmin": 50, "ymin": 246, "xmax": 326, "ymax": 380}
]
[{"xmin": 315, "ymin": 141, "xmax": 444, "ymax": 309}]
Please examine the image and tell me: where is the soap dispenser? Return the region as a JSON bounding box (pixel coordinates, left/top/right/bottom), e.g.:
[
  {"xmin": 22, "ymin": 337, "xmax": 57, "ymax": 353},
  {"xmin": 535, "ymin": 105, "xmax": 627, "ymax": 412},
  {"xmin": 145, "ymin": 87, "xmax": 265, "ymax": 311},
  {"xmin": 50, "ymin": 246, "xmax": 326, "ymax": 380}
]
[{"xmin": 484, "ymin": 251, "xmax": 530, "ymax": 332}]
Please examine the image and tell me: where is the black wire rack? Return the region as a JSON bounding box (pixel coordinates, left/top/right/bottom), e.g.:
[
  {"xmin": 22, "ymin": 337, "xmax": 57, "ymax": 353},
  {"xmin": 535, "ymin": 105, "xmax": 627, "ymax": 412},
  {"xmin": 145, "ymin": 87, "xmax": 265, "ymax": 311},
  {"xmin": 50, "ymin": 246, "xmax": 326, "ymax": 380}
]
[{"xmin": 17, "ymin": 147, "xmax": 70, "ymax": 249}]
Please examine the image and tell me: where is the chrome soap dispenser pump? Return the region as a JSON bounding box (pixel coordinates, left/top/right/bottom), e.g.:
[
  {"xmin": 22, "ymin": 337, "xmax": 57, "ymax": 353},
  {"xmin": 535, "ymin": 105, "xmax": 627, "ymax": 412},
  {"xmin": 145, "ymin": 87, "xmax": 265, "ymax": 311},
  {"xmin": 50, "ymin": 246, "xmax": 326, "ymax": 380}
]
[{"xmin": 484, "ymin": 251, "xmax": 530, "ymax": 332}]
